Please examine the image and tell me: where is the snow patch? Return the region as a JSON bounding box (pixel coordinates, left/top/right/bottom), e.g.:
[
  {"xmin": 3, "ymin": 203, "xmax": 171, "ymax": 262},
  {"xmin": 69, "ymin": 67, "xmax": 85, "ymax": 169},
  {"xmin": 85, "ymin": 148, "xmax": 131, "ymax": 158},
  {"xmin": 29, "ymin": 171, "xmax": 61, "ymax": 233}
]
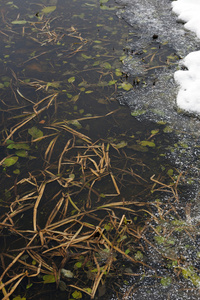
[{"xmin": 172, "ymin": 0, "xmax": 200, "ymax": 114}]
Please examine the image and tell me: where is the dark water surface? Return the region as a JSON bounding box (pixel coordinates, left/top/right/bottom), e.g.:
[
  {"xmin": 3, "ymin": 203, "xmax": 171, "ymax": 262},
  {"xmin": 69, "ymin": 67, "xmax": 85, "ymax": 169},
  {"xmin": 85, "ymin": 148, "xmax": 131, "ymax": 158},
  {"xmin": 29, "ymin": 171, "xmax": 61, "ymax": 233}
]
[{"xmin": 0, "ymin": 0, "xmax": 200, "ymax": 299}]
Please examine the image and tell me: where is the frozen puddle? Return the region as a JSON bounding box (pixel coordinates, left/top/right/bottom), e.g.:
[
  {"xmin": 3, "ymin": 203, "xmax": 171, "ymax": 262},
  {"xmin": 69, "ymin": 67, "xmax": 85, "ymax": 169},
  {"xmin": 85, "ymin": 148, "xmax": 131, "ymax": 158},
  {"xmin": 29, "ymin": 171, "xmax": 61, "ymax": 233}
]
[
  {"xmin": 115, "ymin": 0, "xmax": 200, "ymax": 169},
  {"xmin": 113, "ymin": 1, "xmax": 200, "ymax": 299},
  {"xmin": 115, "ymin": 0, "xmax": 200, "ymax": 124}
]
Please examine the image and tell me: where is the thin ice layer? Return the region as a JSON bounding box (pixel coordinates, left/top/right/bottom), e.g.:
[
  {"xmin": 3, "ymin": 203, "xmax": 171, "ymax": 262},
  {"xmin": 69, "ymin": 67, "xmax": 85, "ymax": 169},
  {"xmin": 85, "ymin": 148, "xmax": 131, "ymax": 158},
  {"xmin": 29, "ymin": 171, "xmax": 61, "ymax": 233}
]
[{"xmin": 172, "ymin": 0, "xmax": 200, "ymax": 114}]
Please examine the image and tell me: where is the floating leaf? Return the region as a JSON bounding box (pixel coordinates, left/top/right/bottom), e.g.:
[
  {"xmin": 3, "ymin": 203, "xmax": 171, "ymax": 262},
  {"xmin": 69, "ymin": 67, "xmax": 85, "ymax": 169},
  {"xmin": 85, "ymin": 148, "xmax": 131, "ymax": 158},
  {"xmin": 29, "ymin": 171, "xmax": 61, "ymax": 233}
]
[
  {"xmin": 41, "ymin": 6, "xmax": 56, "ymax": 14},
  {"xmin": 68, "ymin": 76, "xmax": 75, "ymax": 83},
  {"xmin": 167, "ymin": 169, "xmax": 173, "ymax": 176},
  {"xmin": 104, "ymin": 223, "xmax": 112, "ymax": 231},
  {"xmin": 71, "ymin": 94, "xmax": 80, "ymax": 103},
  {"xmin": 67, "ymin": 93, "xmax": 72, "ymax": 98},
  {"xmin": 15, "ymin": 150, "xmax": 28, "ymax": 158},
  {"xmin": 100, "ymin": 5, "xmax": 116, "ymax": 10},
  {"xmin": 75, "ymin": 262, "xmax": 82, "ymax": 268},
  {"xmin": 84, "ymin": 288, "xmax": 92, "ymax": 294},
  {"xmin": 85, "ymin": 90, "xmax": 93, "ymax": 94},
  {"xmin": 151, "ymin": 129, "xmax": 159, "ymax": 135},
  {"xmin": 154, "ymin": 235, "xmax": 165, "ymax": 244},
  {"xmin": 43, "ymin": 274, "xmax": 56, "ymax": 284},
  {"xmin": 81, "ymin": 54, "xmax": 92, "ymax": 59},
  {"xmin": 4, "ymin": 81, "xmax": 10, "ymax": 87},
  {"xmin": 28, "ymin": 126, "xmax": 43, "ymax": 139},
  {"xmin": 13, "ymin": 169, "xmax": 20, "ymax": 175},
  {"xmin": 26, "ymin": 283, "xmax": 33, "ymax": 289},
  {"xmin": 127, "ymin": 144, "xmax": 148, "ymax": 152},
  {"xmin": 108, "ymin": 80, "xmax": 117, "ymax": 85},
  {"xmin": 117, "ymin": 235, "xmax": 127, "ymax": 243},
  {"xmin": 134, "ymin": 251, "xmax": 143, "ymax": 261},
  {"xmin": 114, "ymin": 141, "xmax": 127, "ymax": 149},
  {"xmin": 140, "ymin": 141, "xmax": 156, "ymax": 147},
  {"xmin": 163, "ymin": 126, "xmax": 173, "ymax": 133},
  {"xmin": 69, "ymin": 173, "xmax": 75, "ymax": 180},
  {"xmin": 72, "ymin": 290, "xmax": 82, "ymax": 299},
  {"xmin": 46, "ymin": 81, "xmax": 60, "ymax": 88},
  {"xmin": 2, "ymin": 156, "xmax": 18, "ymax": 167},
  {"xmin": 161, "ymin": 277, "xmax": 172, "ymax": 287},
  {"xmin": 78, "ymin": 79, "xmax": 88, "ymax": 87},
  {"xmin": 7, "ymin": 143, "xmax": 30, "ymax": 150},
  {"xmin": 102, "ymin": 62, "xmax": 112, "ymax": 69},
  {"xmin": 11, "ymin": 20, "xmax": 27, "ymax": 25},
  {"xmin": 93, "ymin": 60, "xmax": 100, "ymax": 66},
  {"xmin": 125, "ymin": 249, "xmax": 130, "ymax": 255},
  {"xmin": 115, "ymin": 68, "xmax": 122, "ymax": 76},
  {"xmin": 120, "ymin": 82, "xmax": 133, "ymax": 91},
  {"xmin": 13, "ymin": 296, "xmax": 26, "ymax": 300}
]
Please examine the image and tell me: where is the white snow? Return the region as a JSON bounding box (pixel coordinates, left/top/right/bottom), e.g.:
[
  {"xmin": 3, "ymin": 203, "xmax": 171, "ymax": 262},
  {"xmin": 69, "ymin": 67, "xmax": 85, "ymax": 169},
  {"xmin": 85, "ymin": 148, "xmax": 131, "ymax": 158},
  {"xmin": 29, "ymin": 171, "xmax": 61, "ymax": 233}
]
[{"xmin": 172, "ymin": 0, "xmax": 200, "ymax": 114}]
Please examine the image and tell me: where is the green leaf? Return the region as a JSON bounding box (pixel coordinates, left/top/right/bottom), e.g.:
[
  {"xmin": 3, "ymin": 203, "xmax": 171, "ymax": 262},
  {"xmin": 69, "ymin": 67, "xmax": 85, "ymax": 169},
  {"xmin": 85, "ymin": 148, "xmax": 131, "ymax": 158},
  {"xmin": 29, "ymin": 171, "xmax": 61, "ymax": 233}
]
[
  {"xmin": 140, "ymin": 141, "xmax": 156, "ymax": 147},
  {"xmin": 26, "ymin": 283, "xmax": 33, "ymax": 289},
  {"xmin": 68, "ymin": 76, "xmax": 75, "ymax": 83},
  {"xmin": 108, "ymin": 80, "xmax": 117, "ymax": 85},
  {"xmin": 114, "ymin": 141, "xmax": 127, "ymax": 149},
  {"xmin": 71, "ymin": 94, "xmax": 80, "ymax": 102},
  {"xmin": 104, "ymin": 223, "xmax": 112, "ymax": 231},
  {"xmin": 151, "ymin": 129, "xmax": 159, "ymax": 135},
  {"xmin": 115, "ymin": 69, "xmax": 122, "ymax": 76},
  {"xmin": 102, "ymin": 62, "xmax": 112, "ymax": 69},
  {"xmin": 100, "ymin": 5, "xmax": 116, "ymax": 10},
  {"xmin": 13, "ymin": 296, "xmax": 26, "ymax": 300},
  {"xmin": 117, "ymin": 235, "xmax": 127, "ymax": 243},
  {"xmin": 81, "ymin": 54, "xmax": 92, "ymax": 59},
  {"xmin": 41, "ymin": 6, "xmax": 56, "ymax": 14},
  {"xmin": 11, "ymin": 20, "xmax": 27, "ymax": 25},
  {"xmin": 13, "ymin": 169, "xmax": 20, "ymax": 175},
  {"xmin": 161, "ymin": 277, "xmax": 172, "ymax": 287},
  {"xmin": 2, "ymin": 156, "xmax": 18, "ymax": 167},
  {"xmin": 43, "ymin": 274, "xmax": 56, "ymax": 284},
  {"xmin": 134, "ymin": 251, "xmax": 143, "ymax": 261},
  {"xmin": 131, "ymin": 110, "xmax": 146, "ymax": 116},
  {"xmin": 28, "ymin": 126, "xmax": 43, "ymax": 139},
  {"xmin": 7, "ymin": 143, "xmax": 30, "ymax": 150},
  {"xmin": 128, "ymin": 144, "xmax": 148, "ymax": 152},
  {"xmin": 15, "ymin": 150, "xmax": 28, "ymax": 157},
  {"xmin": 120, "ymin": 82, "xmax": 133, "ymax": 91},
  {"xmin": 84, "ymin": 287, "xmax": 92, "ymax": 294},
  {"xmin": 75, "ymin": 262, "xmax": 82, "ymax": 268},
  {"xmin": 46, "ymin": 81, "xmax": 60, "ymax": 88},
  {"xmin": 163, "ymin": 126, "xmax": 173, "ymax": 133},
  {"xmin": 72, "ymin": 290, "xmax": 82, "ymax": 299},
  {"xmin": 167, "ymin": 169, "xmax": 173, "ymax": 176},
  {"xmin": 154, "ymin": 235, "xmax": 165, "ymax": 244},
  {"xmin": 125, "ymin": 249, "xmax": 130, "ymax": 255}
]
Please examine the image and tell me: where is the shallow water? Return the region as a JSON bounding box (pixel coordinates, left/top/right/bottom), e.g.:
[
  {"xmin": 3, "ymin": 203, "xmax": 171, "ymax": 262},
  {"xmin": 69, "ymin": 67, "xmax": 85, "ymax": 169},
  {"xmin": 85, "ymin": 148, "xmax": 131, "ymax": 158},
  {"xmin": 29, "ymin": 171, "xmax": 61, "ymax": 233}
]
[{"xmin": 0, "ymin": 0, "xmax": 200, "ymax": 299}]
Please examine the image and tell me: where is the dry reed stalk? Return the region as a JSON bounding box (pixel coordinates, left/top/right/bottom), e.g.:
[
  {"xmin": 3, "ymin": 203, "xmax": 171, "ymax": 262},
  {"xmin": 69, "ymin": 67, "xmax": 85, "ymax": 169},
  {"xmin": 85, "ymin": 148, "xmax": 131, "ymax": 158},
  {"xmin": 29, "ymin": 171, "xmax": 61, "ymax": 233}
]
[
  {"xmin": 1, "ymin": 273, "xmax": 27, "ymax": 300},
  {"xmin": 33, "ymin": 183, "xmax": 46, "ymax": 231}
]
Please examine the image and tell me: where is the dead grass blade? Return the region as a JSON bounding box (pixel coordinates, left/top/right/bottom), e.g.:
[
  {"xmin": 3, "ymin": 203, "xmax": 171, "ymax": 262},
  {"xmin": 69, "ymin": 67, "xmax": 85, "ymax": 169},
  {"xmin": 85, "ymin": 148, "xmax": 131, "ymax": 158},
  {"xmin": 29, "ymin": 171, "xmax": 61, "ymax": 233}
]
[{"xmin": 33, "ymin": 183, "xmax": 46, "ymax": 231}]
